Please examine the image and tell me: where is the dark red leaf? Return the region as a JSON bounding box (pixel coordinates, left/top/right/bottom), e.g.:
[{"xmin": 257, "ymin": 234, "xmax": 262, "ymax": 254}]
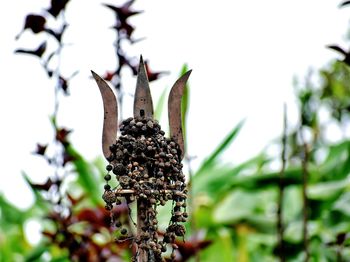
[
  {"xmin": 55, "ymin": 127, "xmax": 72, "ymax": 145},
  {"xmin": 337, "ymin": 232, "xmax": 347, "ymax": 245},
  {"xmin": 33, "ymin": 143, "xmax": 48, "ymax": 156},
  {"xmin": 42, "ymin": 230, "xmax": 56, "ymax": 239},
  {"xmin": 45, "ymin": 24, "xmax": 67, "ymax": 42},
  {"xmin": 144, "ymin": 60, "xmax": 168, "ymax": 81},
  {"xmin": 47, "ymin": 70, "xmax": 54, "ymax": 77},
  {"xmin": 103, "ymin": 1, "xmax": 142, "ymax": 22},
  {"xmin": 116, "ymin": 51, "xmax": 137, "ymax": 73},
  {"xmin": 76, "ymin": 207, "xmax": 109, "ymax": 227},
  {"xmin": 58, "ymin": 75, "xmax": 69, "ymax": 94},
  {"xmin": 47, "ymin": 0, "xmax": 70, "ymax": 18},
  {"xmin": 327, "ymin": 44, "xmax": 350, "ymax": 66},
  {"xmin": 24, "ymin": 14, "xmax": 46, "ymax": 33},
  {"xmin": 174, "ymin": 238, "xmax": 212, "ymax": 261},
  {"xmin": 102, "ymin": 71, "xmax": 116, "ymax": 81},
  {"xmin": 15, "ymin": 41, "xmax": 47, "ymax": 58},
  {"xmin": 327, "ymin": 45, "xmax": 347, "ymax": 56},
  {"xmin": 340, "ymin": 1, "xmax": 350, "ymax": 7},
  {"xmin": 112, "ymin": 22, "xmax": 135, "ymax": 39},
  {"xmin": 104, "ymin": 1, "xmax": 142, "ymax": 40},
  {"xmin": 67, "ymin": 193, "xmax": 85, "ymax": 205},
  {"xmin": 63, "ymin": 151, "xmax": 76, "ymax": 166},
  {"xmin": 30, "ymin": 178, "xmax": 54, "ymax": 191}
]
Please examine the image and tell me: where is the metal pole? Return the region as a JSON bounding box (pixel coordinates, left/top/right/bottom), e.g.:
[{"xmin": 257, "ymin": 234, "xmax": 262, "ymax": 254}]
[{"xmin": 137, "ymin": 200, "xmax": 148, "ymax": 262}]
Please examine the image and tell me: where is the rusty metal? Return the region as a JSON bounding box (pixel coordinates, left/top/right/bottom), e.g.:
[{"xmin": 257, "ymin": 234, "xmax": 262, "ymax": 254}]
[
  {"xmin": 133, "ymin": 56, "xmax": 154, "ymax": 262},
  {"xmin": 134, "ymin": 56, "xmax": 154, "ymax": 119},
  {"xmin": 92, "ymin": 56, "xmax": 191, "ymax": 262},
  {"xmin": 168, "ymin": 70, "xmax": 192, "ymax": 160},
  {"xmin": 91, "ymin": 71, "xmax": 118, "ymax": 159}
]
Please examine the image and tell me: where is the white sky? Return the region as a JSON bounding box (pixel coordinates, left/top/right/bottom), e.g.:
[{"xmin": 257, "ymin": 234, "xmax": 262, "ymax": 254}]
[{"xmin": 1, "ymin": 0, "xmax": 349, "ymax": 210}]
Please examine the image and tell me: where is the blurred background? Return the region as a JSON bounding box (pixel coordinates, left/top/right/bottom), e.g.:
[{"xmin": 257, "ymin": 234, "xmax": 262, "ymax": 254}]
[{"xmin": 2, "ymin": 0, "xmax": 350, "ymax": 261}]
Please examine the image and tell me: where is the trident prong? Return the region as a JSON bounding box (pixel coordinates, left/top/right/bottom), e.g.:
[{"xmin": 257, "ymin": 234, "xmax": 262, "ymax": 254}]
[
  {"xmin": 91, "ymin": 56, "xmax": 191, "ymax": 159},
  {"xmin": 134, "ymin": 55, "xmax": 154, "ymax": 119},
  {"xmin": 91, "ymin": 70, "xmax": 118, "ymax": 160},
  {"xmin": 168, "ymin": 70, "xmax": 192, "ymax": 159},
  {"xmin": 92, "ymin": 57, "xmax": 192, "ymax": 262}
]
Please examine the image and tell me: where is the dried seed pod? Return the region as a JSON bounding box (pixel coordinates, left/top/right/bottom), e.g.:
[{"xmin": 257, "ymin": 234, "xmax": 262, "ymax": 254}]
[
  {"xmin": 147, "ymin": 120, "xmax": 154, "ymax": 129},
  {"xmin": 174, "ymin": 225, "xmax": 185, "ymax": 236},
  {"xmin": 103, "ymin": 117, "xmax": 187, "ymax": 258},
  {"xmin": 119, "ymin": 176, "xmax": 130, "ymax": 187},
  {"xmin": 102, "ymin": 190, "xmax": 116, "ymax": 205}
]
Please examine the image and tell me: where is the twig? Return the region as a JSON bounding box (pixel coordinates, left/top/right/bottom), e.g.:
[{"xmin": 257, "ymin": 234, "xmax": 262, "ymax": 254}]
[{"xmin": 277, "ymin": 104, "xmax": 287, "ymax": 262}]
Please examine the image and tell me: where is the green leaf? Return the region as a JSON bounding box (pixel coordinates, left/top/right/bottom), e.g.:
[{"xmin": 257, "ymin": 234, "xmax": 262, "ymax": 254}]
[
  {"xmin": 317, "ymin": 140, "xmax": 350, "ymax": 181},
  {"xmin": 196, "ymin": 120, "xmax": 245, "ymax": 175},
  {"xmin": 22, "ymin": 172, "xmax": 49, "ymax": 211},
  {"xmin": 226, "ymin": 168, "xmax": 302, "ymax": 191},
  {"xmin": 213, "ymin": 189, "xmax": 277, "ymax": 233},
  {"xmin": 66, "ymin": 145, "xmax": 102, "ymax": 205},
  {"xmin": 154, "ymin": 86, "xmax": 168, "ymax": 121},
  {"xmin": 200, "ymin": 228, "xmax": 234, "ymax": 261},
  {"xmin": 0, "ymin": 194, "xmax": 27, "ymax": 225},
  {"xmin": 193, "ymin": 154, "xmax": 266, "ymax": 200},
  {"xmin": 24, "ymin": 244, "xmax": 48, "ymax": 262},
  {"xmin": 333, "ymin": 191, "xmax": 350, "ymax": 216},
  {"xmin": 308, "ymin": 179, "xmax": 348, "ymax": 200},
  {"xmin": 50, "ymin": 256, "xmax": 70, "ymax": 262}
]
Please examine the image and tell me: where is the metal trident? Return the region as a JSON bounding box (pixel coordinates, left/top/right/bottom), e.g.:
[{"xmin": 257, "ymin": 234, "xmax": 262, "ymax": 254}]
[
  {"xmin": 91, "ymin": 56, "xmax": 191, "ymax": 261},
  {"xmin": 91, "ymin": 56, "xmax": 191, "ymax": 161}
]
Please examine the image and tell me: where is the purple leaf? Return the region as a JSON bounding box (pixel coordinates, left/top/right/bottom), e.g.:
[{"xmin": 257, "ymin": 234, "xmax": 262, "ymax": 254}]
[
  {"xmin": 47, "ymin": 0, "xmax": 70, "ymax": 18},
  {"xmin": 15, "ymin": 41, "xmax": 47, "ymax": 58},
  {"xmin": 340, "ymin": 1, "xmax": 350, "ymax": 7},
  {"xmin": 24, "ymin": 14, "xmax": 46, "ymax": 33},
  {"xmin": 33, "ymin": 143, "xmax": 48, "ymax": 156}
]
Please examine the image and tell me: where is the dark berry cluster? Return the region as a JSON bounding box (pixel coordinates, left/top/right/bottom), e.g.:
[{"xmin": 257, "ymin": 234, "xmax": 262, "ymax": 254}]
[{"xmin": 102, "ymin": 117, "xmax": 187, "ymax": 261}]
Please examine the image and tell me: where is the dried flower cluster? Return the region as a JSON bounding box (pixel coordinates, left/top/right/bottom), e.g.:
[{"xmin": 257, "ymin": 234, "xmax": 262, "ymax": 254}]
[{"xmin": 102, "ymin": 117, "xmax": 188, "ymax": 260}]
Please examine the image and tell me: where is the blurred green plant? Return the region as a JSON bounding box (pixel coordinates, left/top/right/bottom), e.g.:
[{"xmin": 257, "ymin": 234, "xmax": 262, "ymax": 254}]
[{"xmin": 4, "ymin": 1, "xmax": 350, "ymax": 262}]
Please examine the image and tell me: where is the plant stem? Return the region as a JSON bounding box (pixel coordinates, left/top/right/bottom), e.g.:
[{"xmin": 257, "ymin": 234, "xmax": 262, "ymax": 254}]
[
  {"xmin": 300, "ymin": 127, "xmax": 310, "ymax": 262},
  {"xmin": 337, "ymin": 246, "xmax": 342, "ymax": 262},
  {"xmin": 277, "ymin": 104, "xmax": 287, "ymax": 262}
]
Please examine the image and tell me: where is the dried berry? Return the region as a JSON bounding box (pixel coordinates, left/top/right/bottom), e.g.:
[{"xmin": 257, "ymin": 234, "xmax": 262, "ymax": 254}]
[
  {"xmin": 102, "ymin": 190, "xmax": 116, "ymax": 205},
  {"xmin": 103, "ymin": 117, "xmax": 187, "ymax": 258},
  {"xmin": 115, "ymin": 220, "xmax": 122, "ymax": 227},
  {"xmin": 113, "ymin": 163, "xmax": 126, "ymax": 176}
]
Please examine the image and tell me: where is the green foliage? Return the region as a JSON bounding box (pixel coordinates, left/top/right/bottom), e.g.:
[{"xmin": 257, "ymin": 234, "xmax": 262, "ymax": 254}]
[
  {"xmin": 154, "ymin": 85, "xmax": 168, "ymax": 121},
  {"xmin": 65, "ymin": 145, "xmax": 103, "ymax": 205},
  {"xmin": 5, "ymin": 2, "xmax": 350, "ymax": 261},
  {"xmin": 196, "ymin": 120, "xmax": 245, "ymax": 175},
  {"xmin": 5, "ymin": 59, "xmax": 350, "ymax": 261}
]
